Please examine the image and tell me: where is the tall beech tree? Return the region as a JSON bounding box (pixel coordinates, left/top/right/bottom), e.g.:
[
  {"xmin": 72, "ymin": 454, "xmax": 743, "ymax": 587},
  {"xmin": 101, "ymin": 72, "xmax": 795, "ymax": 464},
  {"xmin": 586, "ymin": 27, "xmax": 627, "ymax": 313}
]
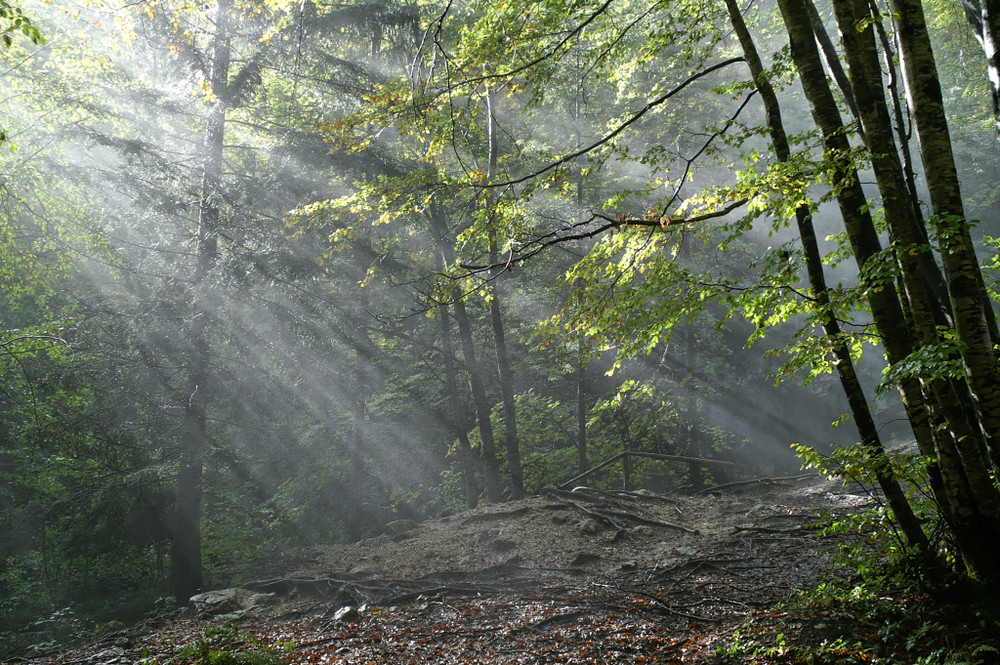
[
  {"xmin": 168, "ymin": 0, "xmax": 232, "ymax": 603},
  {"xmin": 352, "ymin": 0, "xmax": 1000, "ymax": 587}
]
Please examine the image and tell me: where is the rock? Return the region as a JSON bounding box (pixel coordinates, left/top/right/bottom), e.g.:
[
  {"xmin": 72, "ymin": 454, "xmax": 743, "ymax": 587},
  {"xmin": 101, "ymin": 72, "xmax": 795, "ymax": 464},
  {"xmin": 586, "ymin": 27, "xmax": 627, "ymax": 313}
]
[
  {"xmin": 675, "ymin": 545, "xmax": 699, "ymax": 557},
  {"xmin": 486, "ymin": 538, "xmax": 518, "ymax": 553},
  {"xmin": 349, "ymin": 563, "xmax": 385, "ymax": 577},
  {"xmin": 189, "ymin": 588, "xmax": 275, "ymax": 616},
  {"xmin": 570, "ymin": 552, "xmax": 602, "ymax": 567},
  {"xmin": 89, "ymin": 647, "xmax": 125, "ymax": 664},
  {"xmin": 332, "ymin": 605, "xmax": 360, "ymax": 623},
  {"xmin": 385, "ymin": 519, "xmax": 420, "ymax": 536},
  {"xmin": 474, "ymin": 529, "xmax": 500, "ymax": 546},
  {"xmin": 632, "ymin": 525, "xmax": 654, "ymax": 537},
  {"xmin": 579, "ymin": 518, "xmax": 601, "ymax": 534},
  {"xmin": 745, "ymin": 503, "xmax": 774, "ymax": 518}
]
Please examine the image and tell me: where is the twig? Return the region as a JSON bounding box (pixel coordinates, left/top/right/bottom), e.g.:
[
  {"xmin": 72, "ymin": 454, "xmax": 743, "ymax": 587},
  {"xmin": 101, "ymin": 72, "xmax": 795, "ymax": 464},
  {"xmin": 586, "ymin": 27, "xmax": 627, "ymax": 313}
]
[{"xmin": 696, "ymin": 474, "xmax": 815, "ymax": 494}]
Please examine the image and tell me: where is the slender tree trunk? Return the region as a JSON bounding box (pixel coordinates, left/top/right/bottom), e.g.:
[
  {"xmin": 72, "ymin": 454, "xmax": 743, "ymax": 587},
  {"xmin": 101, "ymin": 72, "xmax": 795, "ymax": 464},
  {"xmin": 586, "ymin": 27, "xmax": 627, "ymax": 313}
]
[
  {"xmin": 804, "ymin": 1, "xmax": 862, "ymax": 128},
  {"xmin": 484, "ymin": 86, "xmax": 524, "ymax": 499},
  {"xmin": 439, "ymin": 301, "xmax": 481, "ymax": 507},
  {"xmin": 454, "ymin": 294, "xmax": 503, "ymax": 502},
  {"xmin": 778, "ymin": 0, "xmax": 1000, "ymax": 583},
  {"xmin": 430, "ymin": 216, "xmax": 481, "ymax": 507},
  {"xmin": 344, "ymin": 284, "xmax": 373, "ymax": 542},
  {"xmin": 727, "ymin": 0, "xmax": 929, "ymax": 555},
  {"xmin": 576, "ymin": 350, "xmax": 588, "ymax": 475},
  {"xmin": 960, "ymin": 0, "xmax": 1000, "ymax": 136},
  {"xmin": 573, "ymin": 58, "xmax": 589, "ymax": 477},
  {"xmin": 891, "ymin": 0, "xmax": 1000, "ymax": 462},
  {"xmin": 832, "ymin": 0, "xmax": 1000, "ymax": 520},
  {"xmin": 169, "ymin": 0, "xmax": 231, "ymax": 603},
  {"xmin": 429, "ymin": 205, "xmax": 503, "ymax": 502}
]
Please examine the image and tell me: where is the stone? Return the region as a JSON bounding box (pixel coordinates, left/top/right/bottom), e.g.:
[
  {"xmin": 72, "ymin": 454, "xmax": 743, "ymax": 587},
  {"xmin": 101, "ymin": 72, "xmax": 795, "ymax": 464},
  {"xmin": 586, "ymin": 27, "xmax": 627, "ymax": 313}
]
[
  {"xmin": 745, "ymin": 503, "xmax": 773, "ymax": 518},
  {"xmin": 486, "ymin": 538, "xmax": 518, "ymax": 553},
  {"xmin": 385, "ymin": 519, "xmax": 420, "ymax": 536},
  {"xmin": 349, "ymin": 563, "xmax": 385, "ymax": 577},
  {"xmin": 189, "ymin": 588, "xmax": 275, "ymax": 616},
  {"xmin": 474, "ymin": 529, "xmax": 500, "ymax": 547},
  {"xmin": 579, "ymin": 518, "xmax": 601, "ymax": 534},
  {"xmin": 632, "ymin": 525, "xmax": 654, "ymax": 537},
  {"xmin": 570, "ymin": 552, "xmax": 602, "ymax": 567},
  {"xmin": 332, "ymin": 605, "xmax": 360, "ymax": 623}
]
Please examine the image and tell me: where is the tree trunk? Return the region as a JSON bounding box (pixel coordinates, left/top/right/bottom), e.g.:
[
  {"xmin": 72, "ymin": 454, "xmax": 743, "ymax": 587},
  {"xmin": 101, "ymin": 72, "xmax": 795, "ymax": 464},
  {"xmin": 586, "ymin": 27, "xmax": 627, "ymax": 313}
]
[
  {"xmin": 429, "ymin": 205, "xmax": 503, "ymax": 502},
  {"xmin": 431, "ymin": 215, "xmax": 481, "ymax": 507},
  {"xmin": 439, "ymin": 301, "xmax": 481, "ymax": 508},
  {"xmin": 891, "ymin": 0, "xmax": 1000, "ymax": 462},
  {"xmin": 778, "ymin": 0, "xmax": 1000, "ymax": 584},
  {"xmin": 576, "ymin": 325, "xmax": 588, "ymax": 476},
  {"xmin": 345, "ymin": 283, "xmax": 373, "ymax": 542},
  {"xmin": 960, "ymin": 0, "xmax": 1000, "ymax": 136},
  {"xmin": 169, "ymin": 0, "xmax": 231, "ymax": 603},
  {"xmin": 804, "ymin": 1, "xmax": 861, "ymax": 128},
  {"xmin": 484, "ymin": 85, "xmax": 524, "ymax": 499},
  {"xmin": 726, "ymin": 0, "xmax": 930, "ymax": 556}
]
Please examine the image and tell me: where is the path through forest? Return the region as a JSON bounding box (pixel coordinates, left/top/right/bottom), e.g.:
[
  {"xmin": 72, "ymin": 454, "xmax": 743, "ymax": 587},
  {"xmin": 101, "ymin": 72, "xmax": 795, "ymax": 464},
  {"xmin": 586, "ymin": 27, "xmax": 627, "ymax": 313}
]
[{"xmin": 24, "ymin": 475, "xmax": 878, "ymax": 665}]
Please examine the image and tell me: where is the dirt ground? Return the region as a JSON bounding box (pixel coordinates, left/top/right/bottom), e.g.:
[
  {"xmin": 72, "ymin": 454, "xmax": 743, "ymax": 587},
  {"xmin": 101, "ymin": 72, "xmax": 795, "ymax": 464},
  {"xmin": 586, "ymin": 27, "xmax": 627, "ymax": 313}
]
[
  {"xmin": 24, "ymin": 475, "xmax": 880, "ymax": 665},
  {"xmin": 252, "ymin": 474, "xmax": 868, "ymax": 583}
]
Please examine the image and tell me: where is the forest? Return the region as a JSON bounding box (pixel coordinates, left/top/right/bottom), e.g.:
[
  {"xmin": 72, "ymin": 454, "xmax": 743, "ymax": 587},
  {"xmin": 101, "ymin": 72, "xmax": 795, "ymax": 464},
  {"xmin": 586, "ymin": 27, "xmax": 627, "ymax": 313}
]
[{"xmin": 3, "ymin": 0, "xmax": 1000, "ymax": 658}]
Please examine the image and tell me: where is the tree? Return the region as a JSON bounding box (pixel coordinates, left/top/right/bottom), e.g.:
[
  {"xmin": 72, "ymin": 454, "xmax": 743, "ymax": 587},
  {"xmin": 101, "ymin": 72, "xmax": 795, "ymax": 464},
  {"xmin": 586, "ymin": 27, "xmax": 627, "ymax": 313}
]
[{"xmin": 353, "ymin": 0, "xmax": 1000, "ymax": 588}]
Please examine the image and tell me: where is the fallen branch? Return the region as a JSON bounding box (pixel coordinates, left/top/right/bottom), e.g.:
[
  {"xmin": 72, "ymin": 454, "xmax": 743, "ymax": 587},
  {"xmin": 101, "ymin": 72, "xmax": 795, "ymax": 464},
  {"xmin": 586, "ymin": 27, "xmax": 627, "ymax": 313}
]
[
  {"xmin": 540, "ymin": 487, "xmax": 625, "ymax": 538},
  {"xmin": 598, "ymin": 508, "xmax": 698, "ymax": 535},
  {"xmin": 695, "ymin": 474, "xmax": 814, "ymax": 494},
  {"xmin": 559, "ymin": 451, "xmax": 753, "ymax": 490}
]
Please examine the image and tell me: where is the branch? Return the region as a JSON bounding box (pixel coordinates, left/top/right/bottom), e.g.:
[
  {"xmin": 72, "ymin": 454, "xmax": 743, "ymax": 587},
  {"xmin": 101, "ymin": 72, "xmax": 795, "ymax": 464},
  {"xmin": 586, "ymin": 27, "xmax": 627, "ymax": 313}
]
[
  {"xmin": 458, "ymin": 199, "xmax": 748, "ymax": 273},
  {"xmin": 487, "ymin": 56, "xmax": 746, "ymax": 189}
]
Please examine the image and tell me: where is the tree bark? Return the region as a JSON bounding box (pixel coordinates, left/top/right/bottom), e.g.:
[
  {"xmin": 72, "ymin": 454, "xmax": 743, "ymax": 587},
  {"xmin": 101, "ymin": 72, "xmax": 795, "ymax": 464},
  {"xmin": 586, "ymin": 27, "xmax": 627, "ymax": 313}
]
[
  {"xmin": 778, "ymin": 0, "xmax": 1000, "ymax": 584},
  {"xmin": 169, "ymin": 0, "xmax": 231, "ymax": 603},
  {"xmin": 431, "ymin": 211, "xmax": 481, "ymax": 508},
  {"xmin": 438, "ymin": 301, "xmax": 481, "ymax": 508},
  {"xmin": 725, "ymin": 0, "xmax": 929, "ymax": 556},
  {"xmin": 429, "ymin": 205, "xmax": 503, "ymax": 502},
  {"xmin": 485, "ymin": 85, "xmax": 525, "ymax": 499},
  {"xmin": 960, "ymin": 0, "xmax": 1000, "ymax": 136},
  {"xmin": 890, "ymin": 0, "xmax": 1000, "ymax": 464}
]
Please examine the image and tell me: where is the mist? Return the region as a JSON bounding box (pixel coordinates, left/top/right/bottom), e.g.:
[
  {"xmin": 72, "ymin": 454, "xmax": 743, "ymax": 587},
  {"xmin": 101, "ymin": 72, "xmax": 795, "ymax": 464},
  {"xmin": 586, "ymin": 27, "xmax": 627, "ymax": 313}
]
[{"xmin": 3, "ymin": 0, "xmax": 996, "ymax": 654}]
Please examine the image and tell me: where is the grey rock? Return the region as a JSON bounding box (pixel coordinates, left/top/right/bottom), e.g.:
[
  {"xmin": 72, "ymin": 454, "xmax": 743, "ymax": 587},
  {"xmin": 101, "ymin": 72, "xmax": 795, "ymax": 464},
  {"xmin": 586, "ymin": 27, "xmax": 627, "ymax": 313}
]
[
  {"xmin": 349, "ymin": 563, "xmax": 385, "ymax": 577},
  {"xmin": 487, "ymin": 538, "xmax": 518, "ymax": 553},
  {"xmin": 385, "ymin": 519, "xmax": 420, "ymax": 536},
  {"xmin": 332, "ymin": 605, "xmax": 360, "ymax": 623},
  {"xmin": 189, "ymin": 588, "xmax": 275, "ymax": 616},
  {"xmin": 570, "ymin": 552, "xmax": 602, "ymax": 567}
]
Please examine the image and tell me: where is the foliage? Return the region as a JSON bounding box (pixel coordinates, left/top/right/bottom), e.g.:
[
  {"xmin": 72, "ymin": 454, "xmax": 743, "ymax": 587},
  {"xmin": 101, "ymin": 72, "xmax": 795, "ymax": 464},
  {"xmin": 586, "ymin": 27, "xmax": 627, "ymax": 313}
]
[
  {"xmin": 156, "ymin": 624, "xmax": 288, "ymax": 665},
  {"xmin": 717, "ymin": 439, "xmax": 999, "ymax": 663},
  {"xmin": 718, "ymin": 569, "xmax": 1000, "ymax": 664},
  {"xmin": 4, "ymin": 0, "xmax": 1000, "ymax": 654},
  {"xmin": 0, "ymin": 0, "xmax": 42, "ymax": 49}
]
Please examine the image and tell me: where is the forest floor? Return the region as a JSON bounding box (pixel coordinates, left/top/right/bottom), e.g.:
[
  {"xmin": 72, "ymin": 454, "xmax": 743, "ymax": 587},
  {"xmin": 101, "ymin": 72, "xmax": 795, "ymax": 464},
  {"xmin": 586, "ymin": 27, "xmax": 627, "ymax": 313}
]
[{"xmin": 18, "ymin": 474, "xmax": 993, "ymax": 665}]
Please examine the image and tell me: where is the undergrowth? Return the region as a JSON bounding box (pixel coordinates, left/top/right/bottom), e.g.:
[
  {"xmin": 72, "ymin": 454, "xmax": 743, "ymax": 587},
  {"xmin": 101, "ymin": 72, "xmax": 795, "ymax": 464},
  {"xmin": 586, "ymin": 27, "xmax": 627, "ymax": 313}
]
[
  {"xmin": 142, "ymin": 624, "xmax": 291, "ymax": 665},
  {"xmin": 716, "ymin": 443, "xmax": 1000, "ymax": 665}
]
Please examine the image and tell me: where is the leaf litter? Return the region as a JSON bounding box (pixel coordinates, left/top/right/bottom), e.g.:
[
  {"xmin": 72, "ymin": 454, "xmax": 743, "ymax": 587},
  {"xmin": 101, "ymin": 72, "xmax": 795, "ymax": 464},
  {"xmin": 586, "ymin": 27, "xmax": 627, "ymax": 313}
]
[{"xmin": 21, "ymin": 475, "xmax": 891, "ymax": 665}]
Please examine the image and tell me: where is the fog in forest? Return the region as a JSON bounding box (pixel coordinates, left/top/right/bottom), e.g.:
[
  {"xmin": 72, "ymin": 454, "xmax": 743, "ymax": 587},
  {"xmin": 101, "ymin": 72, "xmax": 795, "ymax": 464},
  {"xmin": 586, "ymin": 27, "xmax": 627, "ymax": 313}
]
[{"xmin": 4, "ymin": 0, "xmax": 1000, "ymax": 654}]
